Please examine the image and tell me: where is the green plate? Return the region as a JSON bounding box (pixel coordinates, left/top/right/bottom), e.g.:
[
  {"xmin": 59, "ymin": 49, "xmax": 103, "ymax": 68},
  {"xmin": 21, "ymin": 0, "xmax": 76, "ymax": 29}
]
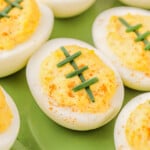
[{"xmin": 0, "ymin": 0, "xmax": 143, "ymax": 149}]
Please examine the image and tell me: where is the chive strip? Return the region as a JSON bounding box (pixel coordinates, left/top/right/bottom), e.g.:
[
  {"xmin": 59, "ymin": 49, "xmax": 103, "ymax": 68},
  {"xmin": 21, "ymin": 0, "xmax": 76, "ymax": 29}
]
[
  {"xmin": 119, "ymin": 17, "xmax": 150, "ymax": 51},
  {"xmin": 66, "ymin": 66, "xmax": 88, "ymax": 78},
  {"xmin": 73, "ymin": 77, "xmax": 99, "ymax": 92},
  {"xmin": 145, "ymin": 43, "xmax": 150, "ymax": 50},
  {"xmin": 135, "ymin": 31, "xmax": 150, "ymax": 41},
  {"xmin": 5, "ymin": 0, "xmax": 23, "ymax": 9},
  {"xmin": 59, "ymin": 46, "xmax": 97, "ymax": 102},
  {"xmin": 0, "ymin": 0, "xmax": 23, "ymax": 18},
  {"xmin": 118, "ymin": 17, "xmax": 130, "ymax": 27},
  {"xmin": 126, "ymin": 24, "xmax": 142, "ymax": 32},
  {"xmin": 57, "ymin": 51, "xmax": 81, "ymax": 67}
]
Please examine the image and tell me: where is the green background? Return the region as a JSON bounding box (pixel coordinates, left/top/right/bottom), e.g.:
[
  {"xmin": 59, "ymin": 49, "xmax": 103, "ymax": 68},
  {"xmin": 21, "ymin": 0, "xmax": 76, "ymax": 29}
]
[{"xmin": 0, "ymin": 0, "xmax": 143, "ymax": 149}]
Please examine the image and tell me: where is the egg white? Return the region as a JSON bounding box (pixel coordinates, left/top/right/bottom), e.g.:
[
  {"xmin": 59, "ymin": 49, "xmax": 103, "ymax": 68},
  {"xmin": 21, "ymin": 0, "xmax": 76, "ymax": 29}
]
[
  {"xmin": 114, "ymin": 92, "xmax": 150, "ymax": 150},
  {"xmin": 92, "ymin": 7, "xmax": 150, "ymax": 91},
  {"xmin": 0, "ymin": 2, "xmax": 54, "ymax": 78},
  {"xmin": 0, "ymin": 86, "xmax": 20, "ymax": 150},
  {"xmin": 119, "ymin": 0, "xmax": 150, "ymax": 9},
  {"xmin": 38, "ymin": 0, "xmax": 96, "ymax": 18},
  {"xmin": 26, "ymin": 38, "xmax": 124, "ymax": 131}
]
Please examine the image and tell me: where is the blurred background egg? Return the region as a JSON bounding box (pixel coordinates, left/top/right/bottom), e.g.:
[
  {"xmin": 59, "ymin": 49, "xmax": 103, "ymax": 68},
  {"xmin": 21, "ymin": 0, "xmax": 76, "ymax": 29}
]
[
  {"xmin": 26, "ymin": 38, "xmax": 124, "ymax": 131},
  {"xmin": 38, "ymin": 0, "xmax": 96, "ymax": 18},
  {"xmin": 114, "ymin": 92, "xmax": 150, "ymax": 150},
  {"xmin": 119, "ymin": 0, "xmax": 150, "ymax": 9},
  {"xmin": 0, "ymin": 86, "xmax": 20, "ymax": 150},
  {"xmin": 0, "ymin": 0, "xmax": 54, "ymax": 78},
  {"xmin": 92, "ymin": 7, "xmax": 150, "ymax": 91}
]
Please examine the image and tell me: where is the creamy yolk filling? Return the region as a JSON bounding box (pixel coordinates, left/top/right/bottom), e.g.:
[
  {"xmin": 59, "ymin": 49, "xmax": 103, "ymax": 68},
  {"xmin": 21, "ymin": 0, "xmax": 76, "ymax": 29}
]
[
  {"xmin": 0, "ymin": 0, "xmax": 40, "ymax": 50},
  {"xmin": 125, "ymin": 101, "xmax": 150, "ymax": 150},
  {"xmin": 107, "ymin": 14, "xmax": 150, "ymax": 76},
  {"xmin": 40, "ymin": 45, "xmax": 117, "ymax": 113},
  {"xmin": 0, "ymin": 88, "xmax": 13, "ymax": 133}
]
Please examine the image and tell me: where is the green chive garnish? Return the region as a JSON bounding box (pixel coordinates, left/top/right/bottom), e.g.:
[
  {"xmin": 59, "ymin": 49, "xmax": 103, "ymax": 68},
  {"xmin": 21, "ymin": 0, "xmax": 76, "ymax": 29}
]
[
  {"xmin": 57, "ymin": 51, "xmax": 81, "ymax": 67},
  {"xmin": 126, "ymin": 24, "xmax": 142, "ymax": 32},
  {"xmin": 118, "ymin": 17, "xmax": 130, "ymax": 28},
  {"xmin": 6, "ymin": 0, "xmax": 23, "ymax": 9},
  {"xmin": 66, "ymin": 66, "xmax": 88, "ymax": 78},
  {"xmin": 57, "ymin": 46, "xmax": 99, "ymax": 102},
  {"xmin": 0, "ymin": 0, "xmax": 23, "ymax": 19},
  {"xmin": 145, "ymin": 43, "xmax": 150, "ymax": 50},
  {"xmin": 135, "ymin": 31, "xmax": 150, "ymax": 41},
  {"xmin": 73, "ymin": 77, "xmax": 99, "ymax": 92},
  {"xmin": 118, "ymin": 17, "xmax": 150, "ymax": 51}
]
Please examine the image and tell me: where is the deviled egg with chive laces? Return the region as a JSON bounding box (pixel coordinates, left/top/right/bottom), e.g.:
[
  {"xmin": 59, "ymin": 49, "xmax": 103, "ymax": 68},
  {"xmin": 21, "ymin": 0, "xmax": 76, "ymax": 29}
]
[
  {"xmin": 92, "ymin": 7, "xmax": 150, "ymax": 91},
  {"xmin": 0, "ymin": 0, "xmax": 54, "ymax": 78},
  {"xmin": 26, "ymin": 38, "xmax": 124, "ymax": 131},
  {"xmin": 0, "ymin": 86, "xmax": 20, "ymax": 150}
]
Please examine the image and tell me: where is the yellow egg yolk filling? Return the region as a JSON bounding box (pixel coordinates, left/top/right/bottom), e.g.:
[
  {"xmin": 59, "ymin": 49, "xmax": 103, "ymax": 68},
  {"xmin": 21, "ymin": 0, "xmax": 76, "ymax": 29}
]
[
  {"xmin": 125, "ymin": 101, "xmax": 150, "ymax": 150},
  {"xmin": 0, "ymin": 0, "xmax": 40, "ymax": 50},
  {"xmin": 0, "ymin": 88, "xmax": 13, "ymax": 133},
  {"xmin": 40, "ymin": 45, "xmax": 117, "ymax": 113},
  {"xmin": 107, "ymin": 14, "xmax": 150, "ymax": 76}
]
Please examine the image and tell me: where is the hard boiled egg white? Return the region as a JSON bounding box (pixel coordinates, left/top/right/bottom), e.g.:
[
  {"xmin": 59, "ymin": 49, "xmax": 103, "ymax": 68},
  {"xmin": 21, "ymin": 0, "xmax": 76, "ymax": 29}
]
[
  {"xmin": 38, "ymin": 0, "xmax": 96, "ymax": 18},
  {"xmin": 0, "ymin": 0, "xmax": 54, "ymax": 78},
  {"xmin": 114, "ymin": 92, "xmax": 150, "ymax": 150},
  {"xmin": 119, "ymin": 0, "xmax": 150, "ymax": 9},
  {"xmin": 0, "ymin": 86, "xmax": 20, "ymax": 150},
  {"xmin": 92, "ymin": 7, "xmax": 150, "ymax": 91},
  {"xmin": 26, "ymin": 38, "xmax": 124, "ymax": 131}
]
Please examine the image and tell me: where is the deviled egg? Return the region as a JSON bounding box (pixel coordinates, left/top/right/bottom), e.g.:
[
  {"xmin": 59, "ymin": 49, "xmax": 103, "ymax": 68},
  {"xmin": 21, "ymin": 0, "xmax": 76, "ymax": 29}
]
[
  {"xmin": 114, "ymin": 92, "xmax": 150, "ymax": 150},
  {"xmin": 92, "ymin": 7, "xmax": 150, "ymax": 91},
  {"xmin": 0, "ymin": 86, "xmax": 20, "ymax": 150},
  {"xmin": 38, "ymin": 0, "xmax": 96, "ymax": 18},
  {"xmin": 0, "ymin": 0, "xmax": 54, "ymax": 78},
  {"xmin": 26, "ymin": 38, "xmax": 124, "ymax": 131}
]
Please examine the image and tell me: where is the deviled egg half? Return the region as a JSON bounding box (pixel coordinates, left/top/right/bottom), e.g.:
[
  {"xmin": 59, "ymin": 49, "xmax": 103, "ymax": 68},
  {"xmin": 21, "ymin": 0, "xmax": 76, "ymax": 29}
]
[
  {"xmin": 26, "ymin": 38, "xmax": 124, "ymax": 131},
  {"xmin": 92, "ymin": 7, "xmax": 150, "ymax": 91},
  {"xmin": 0, "ymin": 0, "xmax": 54, "ymax": 78},
  {"xmin": 0, "ymin": 86, "xmax": 20, "ymax": 150},
  {"xmin": 114, "ymin": 92, "xmax": 150, "ymax": 150},
  {"xmin": 38, "ymin": 0, "xmax": 96, "ymax": 18}
]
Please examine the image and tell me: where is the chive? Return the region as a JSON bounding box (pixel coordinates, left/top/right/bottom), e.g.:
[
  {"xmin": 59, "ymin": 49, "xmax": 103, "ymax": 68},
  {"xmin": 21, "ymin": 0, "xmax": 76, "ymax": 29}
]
[
  {"xmin": 66, "ymin": 66, "xmax": 88, "ymax": 78},
  {"xmin": 126, "ymin": 24, "xmax": 142, "ymax": 32},
  {"xmin": 57, "ymin": 51, "xmax": 81, "ymax": 67},
  {"xmin": 145, "ymin": 43, "xmax": 150, "ymax": 50},
  {"xmin": 58, "ymin": 46, "xmax": 98, "ymax": 102},
  {"xmin": 73, "ymin": 77, "xmax": 99, "ymax": 92},
  {"xmin": 118, "ymin": 17, "xmax": 150, "ymax": 51},
  {"xmin": 5, "ymin": 0, "xmax": 23, "ymax": 9},
  {"xmin": 118, "ymin": 17, "xmax": 130, "ymax": 28},
  {"xmin": 85, "ymin": 87, "xmax": 95, "ymax": 102},
  {"xmin": 135, "ymin": 31, "xmax": 150, "ymax": 41},
  {"xmin": 0, "ymin": 0, "xmax": 23, "ymax": 19}
]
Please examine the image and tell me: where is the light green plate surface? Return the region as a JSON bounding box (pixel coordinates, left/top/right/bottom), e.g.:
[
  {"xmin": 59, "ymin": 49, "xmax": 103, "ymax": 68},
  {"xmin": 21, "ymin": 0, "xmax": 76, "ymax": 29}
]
[{"xmin": 0, "ymin": 0, "xmax": 144, "ymax": 150}]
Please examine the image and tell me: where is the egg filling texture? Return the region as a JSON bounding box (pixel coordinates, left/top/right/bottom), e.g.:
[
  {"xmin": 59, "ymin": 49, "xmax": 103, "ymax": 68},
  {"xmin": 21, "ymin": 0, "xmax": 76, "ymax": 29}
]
[
  {"xmin": 107, "ymin": 14, "xmax": 150, "ymax": 76},
  {"xmin": 40, "ymin": 45, "xmax": 117, "ymax": 113},
  {"xmin": 0, "ymin": 88, "xmax": 13, "ymax": 133},
  {"xmin": 0, "ymin": 0, "xmax": 40, "ymax": 50},
  {"xmin": 125, "ymin": 101, "xmax": 150, "ymax": 150}
]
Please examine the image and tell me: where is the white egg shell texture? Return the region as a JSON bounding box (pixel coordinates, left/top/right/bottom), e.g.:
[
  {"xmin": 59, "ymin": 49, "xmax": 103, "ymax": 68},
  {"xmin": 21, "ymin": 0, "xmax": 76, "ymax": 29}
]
[
  {"xmin": 26, "ymin": 38, "xmax": 124, "ymax": 131},
  {"xmin": 119, "ymin": 0, "xmax": 150, "ymax": 9},
  {"xmin": 38, "ymin": 0, "xmax": 96, "ymax": 18},
  {"xmin": 92, "ymin": 7, "xmax": 150, "ymax": 91},
  {"xmin": 114, "ymin": 92, "xmax": 150, "ymax": 150},
  {"xmin": 0, "ymin": 2, "xmax": 54, "ymax": 78},
  {"xmin": 0, "ymin": 86, "xmax": 20, "ymax": 150}
]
